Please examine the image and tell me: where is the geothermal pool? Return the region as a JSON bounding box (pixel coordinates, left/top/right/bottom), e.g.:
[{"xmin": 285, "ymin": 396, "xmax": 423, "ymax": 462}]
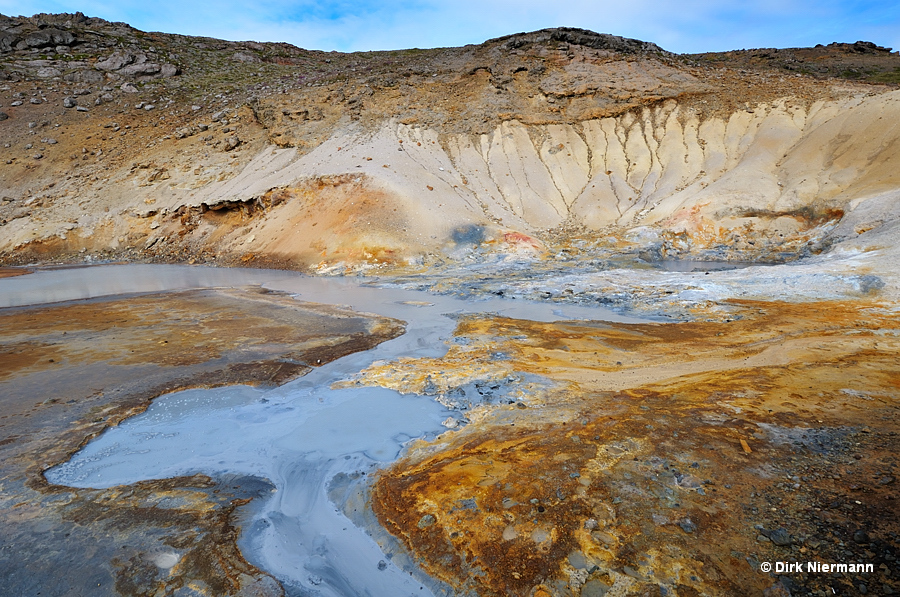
[{"xmin": 14, "ymin": 264, "xmax": 641, "ymax": 597}]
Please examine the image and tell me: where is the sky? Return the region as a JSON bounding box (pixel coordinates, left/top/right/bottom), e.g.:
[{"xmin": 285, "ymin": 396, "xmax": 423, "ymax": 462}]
[{"xmin": 1, "ymin": 0, "xmax": 898, "ymax": 55}]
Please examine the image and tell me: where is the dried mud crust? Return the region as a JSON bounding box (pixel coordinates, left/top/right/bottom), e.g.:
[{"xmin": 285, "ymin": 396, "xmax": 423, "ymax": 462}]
[
  {"xmin": 0, "ymin": 286, "xmax": 406, "ymax": 596},
  {"xmin": 0, "ymin": 266, "xmax": 31, "ymax": 277},
  {"xmin": 370, "ymin": 299, "xmax": 900, "ymax": 597}
]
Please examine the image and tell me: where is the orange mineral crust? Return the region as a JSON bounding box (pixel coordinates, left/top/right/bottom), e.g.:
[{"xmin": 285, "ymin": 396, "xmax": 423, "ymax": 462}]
[{"xmin": 371, "ymin": 300, "xmax": 900, "ymax": 596}]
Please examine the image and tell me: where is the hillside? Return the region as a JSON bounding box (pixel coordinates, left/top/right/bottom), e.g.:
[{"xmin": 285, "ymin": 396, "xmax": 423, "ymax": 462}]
[{"xmin": 1, "ymin": 12, "xmax": 898, "ymax": 282}]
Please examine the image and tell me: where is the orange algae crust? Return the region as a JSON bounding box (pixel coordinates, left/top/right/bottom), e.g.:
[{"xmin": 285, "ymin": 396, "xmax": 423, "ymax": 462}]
[{"xmin": 371, "ymin": 299, "xmax": 900, "ymax": 596}]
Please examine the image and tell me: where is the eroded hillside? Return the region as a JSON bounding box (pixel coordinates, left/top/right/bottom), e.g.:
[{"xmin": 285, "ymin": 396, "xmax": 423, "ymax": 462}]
[{"xmin": 1, "ymin": 13, "xmax": 899, "ymax": 281}]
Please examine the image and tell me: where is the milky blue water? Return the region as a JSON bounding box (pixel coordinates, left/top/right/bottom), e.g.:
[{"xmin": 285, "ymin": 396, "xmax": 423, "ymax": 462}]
[{"xmin": 8, "ymin": 265, "xmax": 640, "ymax": 596}]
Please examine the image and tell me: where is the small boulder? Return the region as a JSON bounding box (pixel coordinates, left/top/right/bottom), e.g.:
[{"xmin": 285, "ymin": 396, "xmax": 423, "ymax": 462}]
[
  {"xmin": 224, "ymin": 136, "xmax": 241, "ymax": 151},
  {"xmin": 36, "ymin": 67, "xmax": 62, "ymax": 79},
  {"xmin": 767, "ymin": 527, "xmax": 792, "ymax": 546},
  {"xmin": 95, "ymin": 51, "xmax": 135, "ymax": 72},
  {"xmin": 63, "ymin": 97, "xmax": 77, "ymax": 108},
  {"xmin": 24, "ymin": 29, "xmax": 74, "ymax": 48}
]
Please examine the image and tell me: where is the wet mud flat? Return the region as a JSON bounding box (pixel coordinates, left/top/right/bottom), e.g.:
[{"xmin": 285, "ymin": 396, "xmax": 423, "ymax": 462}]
[
  {"xmin": 2, "ymin": 260, "xmax": 897, "ymax": 597},
  {"xmin": 0, "ymin": 285, "xmax": 404, "ymax": 596},
  {"xmin": 364, "ymin": 299, "xmax": 900, "ymax": 597}
]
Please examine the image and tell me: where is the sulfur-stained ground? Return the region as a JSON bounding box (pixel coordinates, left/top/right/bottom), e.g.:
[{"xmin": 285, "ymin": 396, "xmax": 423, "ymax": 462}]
[
  {"xmin": 364, "ymin": 299, "xmax": 900, "ymax": 597},
  {"xmin": 0, "ymin": 286, "xmax": 405, "ymax": 597}
]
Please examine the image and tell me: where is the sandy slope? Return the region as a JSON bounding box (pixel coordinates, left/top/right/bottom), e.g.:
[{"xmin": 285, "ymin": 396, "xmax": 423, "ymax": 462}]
[{"xmin": 1, "ymin": 20, "xmax": 898, "ymax": 279}]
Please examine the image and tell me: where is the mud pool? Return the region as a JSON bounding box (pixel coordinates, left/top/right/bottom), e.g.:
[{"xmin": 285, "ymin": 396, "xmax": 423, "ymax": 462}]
[
  {"xmin": 28, "ymin": 264, "xmax": 638, "ymax": 597},
  {"xmin": 4, "ymin": 260, "xmax": 898, "ymax": 597}
]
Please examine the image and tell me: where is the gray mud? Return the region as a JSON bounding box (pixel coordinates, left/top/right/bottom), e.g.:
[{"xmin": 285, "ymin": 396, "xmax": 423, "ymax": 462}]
[{"xmin": 40, "ymin": 265, "xmax": 641, "ymax": 597}]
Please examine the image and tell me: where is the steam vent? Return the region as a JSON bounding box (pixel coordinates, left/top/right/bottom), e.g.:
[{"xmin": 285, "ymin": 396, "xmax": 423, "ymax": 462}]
[{"xmin": 1, "ymin": 12, "xmax": 899, "ymax": 597}]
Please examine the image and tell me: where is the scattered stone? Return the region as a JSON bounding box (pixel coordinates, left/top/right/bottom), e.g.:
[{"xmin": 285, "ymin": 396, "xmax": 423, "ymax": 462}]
[
  {"xmin": 768, "ymin": 527, "xmax": 792, "ymax": 546},
  {"xmin": 24, "ymin": 144, "xmax": 32, "ymax": 150},
  {"xmin": 581, "ymin": 579, "xmax": 611, "ymax": 597},
  {"xmin": 622, "ymin": 565, "xmax": 644, "ymax": 580},
  {"xmin": 0, "ymin": 112, "xmax": 7, "ymax": 121},
  {"xmin": 36, "ymin": 67, "xmax": 62, "ymax": 79},
  {"xmin": 76, "ymin": 106, "xmax": 88, "ymax": 112},
  {"xmin": 678, "ymin": 518, "xmax": 697, "ymax": 533},
  {"xmin": 143, "ymin": 104, "xmax": 155, "ymax": 111},
  {"xmin": 763, "ymin": 582, "xmax": 791, "ymax": 597},
  {"xmin": 29, "ymin": 97, "xmax": 42, "ymax": 104},
  {"xmin": 232, "ymin": 51, "xmax": 260, "ymax": 63},
  {"xmin": 32, "ymin": 154, "xmax": 43, "ymax": 160},
  {"xmin": 63, "ymin": 97, "xmax": 77, "ymax": 108},
  {"xmin": 567, "ymin": 551, "xmax": 588, "ymax": 569},
  {"xmin": 64, "ymin": 70, "xmax": 104, "ymax": 84},
  {"xmin": 417, "ymin": 514, "xmax": 436, "ymax": 528},
  {"xmin": 46, "ymin": 139, "xmax": 57, "ymax": 145},
  {"xmin": 224, "ymin": 136, "xmax": 241, "ymax": 151},
  {"xmin": 121, "ymin": 83, "xmax": 139, "ymax": 93},
  {"xmin": 95, "ymin": 51, "xmax": 135, "ymax": 71},
  {"xmin": 10, "ymin": 100, "xmax": 23, "ymax": 107},
  {"xmin": 853, "ymin": 530, "xmax": 870, "ymax": 544},
  {"xmin": 377, "ymin": 560, "xmax": 387, "ymax": 571}
]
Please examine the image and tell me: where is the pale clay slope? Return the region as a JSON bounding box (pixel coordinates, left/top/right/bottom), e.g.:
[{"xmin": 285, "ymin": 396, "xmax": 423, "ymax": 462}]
[
  {"xmin": 4, "ymin": 88, "xmax": 899, "ymax": 290},
  {"xmin": 193, "ymin": 89, "xmax": 899, "ymax": 258}
]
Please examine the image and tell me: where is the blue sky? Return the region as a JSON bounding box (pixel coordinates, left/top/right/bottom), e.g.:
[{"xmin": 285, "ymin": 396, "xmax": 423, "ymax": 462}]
[{"xmin": 2, "ymin": 0, "xmax": 898, "ymax": 55}]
